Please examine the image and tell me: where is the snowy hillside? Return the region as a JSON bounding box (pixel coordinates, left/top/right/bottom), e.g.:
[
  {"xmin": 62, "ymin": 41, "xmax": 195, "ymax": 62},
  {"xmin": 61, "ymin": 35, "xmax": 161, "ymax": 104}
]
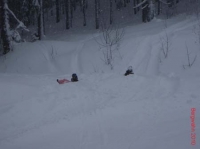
[{"xmin": 0, "ymin": 13, "xmax": 200, "ymax": 149}]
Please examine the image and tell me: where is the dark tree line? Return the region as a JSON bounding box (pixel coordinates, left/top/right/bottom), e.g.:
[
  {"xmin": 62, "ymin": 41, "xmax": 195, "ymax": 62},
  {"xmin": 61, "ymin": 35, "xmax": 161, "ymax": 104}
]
[
  {"xmin": 0, "ymin": 0, "xmax": 11, "ymax": 54},
  {"xmin": 5, "ymin": 0, "xmax": 156, "ymax": 32},
  {"xmin": 0, "ymin": 0, "xmax": 188, "ymax": 55}
]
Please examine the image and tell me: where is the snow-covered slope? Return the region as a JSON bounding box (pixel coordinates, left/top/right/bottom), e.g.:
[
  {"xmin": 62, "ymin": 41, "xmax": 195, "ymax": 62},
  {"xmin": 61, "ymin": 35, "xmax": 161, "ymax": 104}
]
[{"xmin": 0, "ymin": 14, "xmax": 200, "ymax": 149}]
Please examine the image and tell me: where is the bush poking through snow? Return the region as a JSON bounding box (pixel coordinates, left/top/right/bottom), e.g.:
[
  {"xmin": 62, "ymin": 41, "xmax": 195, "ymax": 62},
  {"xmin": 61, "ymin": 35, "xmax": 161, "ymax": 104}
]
[
  {"xmin": 95, "ymin": 22, "xmax": 124, "ymax": 70},
  {"xmin": 159, "ymin": 31, "xmax": 171, "ymax": 59},
  {"xmin": 159, "ymin": 20, "xmax": 171, "ymax": 61},
  {"xmin": 183, "ymin": 42, "xmax": 197, "ymax": 69}
]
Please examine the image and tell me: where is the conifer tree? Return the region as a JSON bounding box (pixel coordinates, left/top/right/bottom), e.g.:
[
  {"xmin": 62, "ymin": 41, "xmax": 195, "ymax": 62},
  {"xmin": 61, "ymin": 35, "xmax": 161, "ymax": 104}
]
[{"xmin": 0, "ymin": 0, "xmax": 11, "ymax": 54}]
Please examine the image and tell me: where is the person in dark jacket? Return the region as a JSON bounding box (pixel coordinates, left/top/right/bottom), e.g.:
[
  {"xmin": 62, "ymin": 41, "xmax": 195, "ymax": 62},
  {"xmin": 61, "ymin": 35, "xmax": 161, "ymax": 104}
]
[
  {"xmin": 71, "ymin": 73, "xmax": 78, "ymax": 82},
  {"xmin": 57, "ymin": 73, "xmax": 78, "ymax": 84},
  {"xmin": 124, "ymin": 66, "xmax": 134, "ymax": 76}
]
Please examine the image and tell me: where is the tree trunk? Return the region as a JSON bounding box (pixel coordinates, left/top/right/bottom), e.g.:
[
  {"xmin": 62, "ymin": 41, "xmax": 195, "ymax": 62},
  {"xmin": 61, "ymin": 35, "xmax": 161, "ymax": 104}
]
[
  {"xmin": 73, "ymin": 0, "xmax": 76, "ymax": 11},
  {"xmin": 110, "ymin": 0, "xmax": 113, "ymax": 24},
  {"xmin": 80, "ymin": 0, "xmax": 82, "ymax": 11},
  {"xmin": 136, "ymin": 0, "xmax": 139, "ymax": 11},
  {"xmin": 43, "ymin": 4, "xmax": 45, "ymax": 35},
  {"xmin": 142, "ymin": 0, "xmax": 148, "ymax": 23},
  {"xmin": 50, "ymin": 0, "xmax": 54, "ymax": 16},
  {"xmin": 38, "ymin": 0, "xmax": 44, "ymax": 40},
  {"xmin": 95, "ymin": 0, "xmax": 100, "ymax": 29},
  {"xmin": 70, "ymin": 0, "xmax": 73, "ymax": 27},
  {"xmin": 158, "ymin": 0, "xmax": 160, "ymax": 15},
  {"xmin": 133, "ymin": 0, "xmax": 137, "ymax": 14},
  {"xmin": 65, "ymin": 0, "xmax": 69, "ymax": 29},
  {"xmin": 62, "ymin": 0, "xmax": 65, "ymax": 14},
  {"xmin": 28, "ymin": 0, "xmax": 33, "ymax": 26},
  {"xmin": 56, "ymin": 0, "xmax": 60, "ymax": 23},
  {"xmin": 83, "ymin": 0, "xmax": 86, "ymax": 26},
  {"xmin": 0, "ymin": 0, "xmax": 11, "ymax": 55},
  {"xmin": 124, "ymin": 0, "xmax": 126, "ymax": 7}
]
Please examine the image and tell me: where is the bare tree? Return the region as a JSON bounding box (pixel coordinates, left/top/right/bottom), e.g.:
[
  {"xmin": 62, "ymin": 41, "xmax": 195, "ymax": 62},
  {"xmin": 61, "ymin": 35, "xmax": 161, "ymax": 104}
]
[
  {"xmin": 95, "ymin": 22, "xmax": 125, "ymax": 69},
  {"xmin": 159, "ymin": 19, "xmax": 171, "ymax": 59},
  {"xmin": 183, "ymin": 43, "xmax": 197, "ymax": 69},
  {"xmin": 159, "ymin": 31, "xmax": 170, "ymax": 59}
]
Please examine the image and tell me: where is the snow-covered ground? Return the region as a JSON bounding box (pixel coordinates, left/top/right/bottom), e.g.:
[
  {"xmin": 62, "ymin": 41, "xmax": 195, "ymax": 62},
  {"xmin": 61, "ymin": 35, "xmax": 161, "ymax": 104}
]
[{"xmin": 0, "ymin": 13, "xmax": 200, "ymax": 149}]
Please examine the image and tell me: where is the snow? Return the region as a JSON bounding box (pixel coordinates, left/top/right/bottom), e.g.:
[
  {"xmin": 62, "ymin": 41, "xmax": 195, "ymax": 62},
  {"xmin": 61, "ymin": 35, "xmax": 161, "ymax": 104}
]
[{"xmin": 0, "ymin": 9, "xmax": 200, "ymax": 149}]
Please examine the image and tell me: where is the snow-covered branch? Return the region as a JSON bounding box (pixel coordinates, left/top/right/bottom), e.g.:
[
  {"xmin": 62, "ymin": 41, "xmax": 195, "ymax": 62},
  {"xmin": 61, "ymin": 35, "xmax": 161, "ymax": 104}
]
[
  {"xmin": 33, "ymin": 0, "xmax": 40, "ymax": 7},
  {"xmin": 133, "ymin": 0, "xmax": 147, "ymax": 9},
  {"xmin": 142, "ymin": 4, "xmax": 148, "ymax": 9},
  {"xmin": 5, "ymin": 3, "xmax": 29, "ymax": 32}
]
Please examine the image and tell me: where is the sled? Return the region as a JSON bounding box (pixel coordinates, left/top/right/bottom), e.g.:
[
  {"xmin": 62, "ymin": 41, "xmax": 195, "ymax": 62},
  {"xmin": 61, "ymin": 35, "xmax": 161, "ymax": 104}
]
[{"xmin": 57, "ymin": 79, "xmax": 71, "ymax": 84}]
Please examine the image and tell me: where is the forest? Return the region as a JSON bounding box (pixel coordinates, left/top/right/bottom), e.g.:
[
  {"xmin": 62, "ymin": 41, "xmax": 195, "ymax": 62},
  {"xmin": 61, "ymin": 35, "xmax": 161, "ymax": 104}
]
[{"xmin": 0, "ymin": 0, "xmax": 190, "ymax": 55}]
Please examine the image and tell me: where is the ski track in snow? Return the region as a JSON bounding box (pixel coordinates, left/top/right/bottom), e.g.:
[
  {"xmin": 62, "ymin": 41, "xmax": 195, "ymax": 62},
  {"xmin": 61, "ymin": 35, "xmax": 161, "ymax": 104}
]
[
  {"xmin": 38, "ymin": 42, "xmax": 58, "ymax": 73},
  {"xmin": 71, "ymin": 42, "xmax": 85, "ymax": 74},
  {"xmin": 0, "ymin": 73, "xmax": 182, "ymax": 144}
]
